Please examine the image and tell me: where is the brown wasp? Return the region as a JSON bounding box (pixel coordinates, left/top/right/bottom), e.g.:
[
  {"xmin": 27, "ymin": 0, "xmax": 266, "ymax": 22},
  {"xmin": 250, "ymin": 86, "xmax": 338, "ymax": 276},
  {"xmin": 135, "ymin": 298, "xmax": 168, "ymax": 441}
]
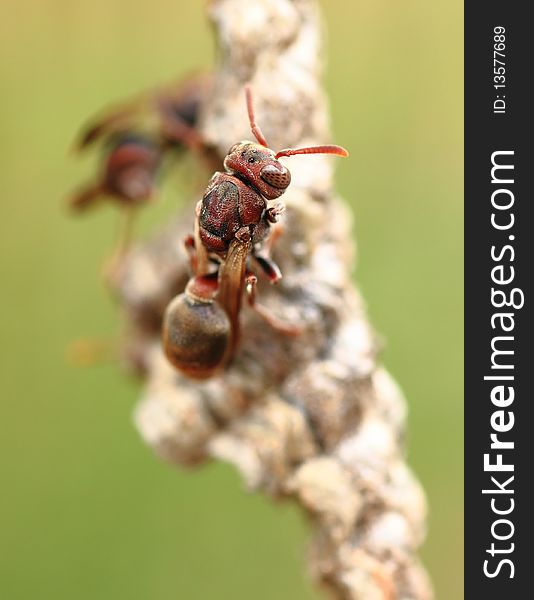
[
  {"xmin": 162, "ymin": 87, "xmax": 348, "ymax": 378},
  {"xmin": 68, "ymin": 73, "xmax": 214, "ymax": 278}
]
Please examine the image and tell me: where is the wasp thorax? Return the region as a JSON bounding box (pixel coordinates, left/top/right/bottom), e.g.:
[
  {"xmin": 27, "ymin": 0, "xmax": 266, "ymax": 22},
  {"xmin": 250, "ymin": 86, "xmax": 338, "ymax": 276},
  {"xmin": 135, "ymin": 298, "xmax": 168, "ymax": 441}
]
[{"xmin": 162, "ymin": 292, "xmax": 230, "ymax": 379}]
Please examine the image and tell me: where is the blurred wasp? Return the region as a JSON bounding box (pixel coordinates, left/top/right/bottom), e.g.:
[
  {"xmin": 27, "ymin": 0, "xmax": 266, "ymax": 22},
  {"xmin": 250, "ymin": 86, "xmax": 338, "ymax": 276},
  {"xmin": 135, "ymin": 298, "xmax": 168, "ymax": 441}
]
[{"xmin": 68, "ymin": 73, "xmax": 215, "ymax": 279}]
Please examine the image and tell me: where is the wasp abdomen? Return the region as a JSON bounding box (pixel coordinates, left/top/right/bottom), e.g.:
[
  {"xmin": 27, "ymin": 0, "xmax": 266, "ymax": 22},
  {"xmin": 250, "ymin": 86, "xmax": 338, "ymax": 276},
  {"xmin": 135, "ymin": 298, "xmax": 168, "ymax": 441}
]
[{"xmin": 162, "ymin": 293, "xmax": 230, "ymax": 379}]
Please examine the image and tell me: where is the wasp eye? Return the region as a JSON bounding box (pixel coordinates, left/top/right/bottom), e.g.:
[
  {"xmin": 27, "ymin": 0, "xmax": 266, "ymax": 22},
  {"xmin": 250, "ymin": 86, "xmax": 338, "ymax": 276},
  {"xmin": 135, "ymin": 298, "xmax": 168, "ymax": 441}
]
[{"xmin": 260, "ymin": 164, "xmax": 291, "ymax": 189}]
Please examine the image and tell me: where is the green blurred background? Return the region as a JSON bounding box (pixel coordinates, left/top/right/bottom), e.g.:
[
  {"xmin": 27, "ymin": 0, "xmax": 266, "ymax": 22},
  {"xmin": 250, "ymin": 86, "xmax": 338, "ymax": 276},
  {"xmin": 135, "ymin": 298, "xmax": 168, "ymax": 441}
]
[{"xmin": 0, "ymin": 1, "xmax": 462, "ymax": 598}]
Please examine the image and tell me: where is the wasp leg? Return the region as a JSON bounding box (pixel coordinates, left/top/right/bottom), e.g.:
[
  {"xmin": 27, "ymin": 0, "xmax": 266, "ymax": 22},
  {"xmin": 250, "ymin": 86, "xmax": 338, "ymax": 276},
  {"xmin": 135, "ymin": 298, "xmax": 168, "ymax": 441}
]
[
  {"xmin": 103, "ymin": 205, "xmax": 137, "ymax": 285},
  {"xmin": 193, "ymin": 200, "xmax": 210, "ymax": 275},
  {"xmin": 245, "ymin": 274, "xmax": 301, "ymax": 335},
  {"xmin": 265, "ymin": 202, "xmax": 285, "ymax": 224},
  {"xmin": 251, "ymin": 254, "xmax": 282, "ymax": 284},
  {"xmin": 68, "ymin": 182, "xmax": 105, "ymax": 212},
  {"xmin": 183, "ymin": 234, "xmax": 197, "ymax": 274},
  {"xmin": 252, "ymin": 203, "xmax": 285, "ymax": 247},
  {"xmin": 252, "ymin": 219, "xmax": 284, "ymax": 283}
]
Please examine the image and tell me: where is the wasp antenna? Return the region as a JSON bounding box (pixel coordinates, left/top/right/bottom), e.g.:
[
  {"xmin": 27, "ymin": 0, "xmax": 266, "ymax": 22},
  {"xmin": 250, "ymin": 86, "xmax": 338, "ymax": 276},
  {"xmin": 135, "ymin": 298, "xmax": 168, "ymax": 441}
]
[
  {"xmin": 245, "ymin": 86, "xmax": 269, "ymax": 147},
  {"xmin": 275, "ymin": 144, "xmax": 349, "ymax": 159}
]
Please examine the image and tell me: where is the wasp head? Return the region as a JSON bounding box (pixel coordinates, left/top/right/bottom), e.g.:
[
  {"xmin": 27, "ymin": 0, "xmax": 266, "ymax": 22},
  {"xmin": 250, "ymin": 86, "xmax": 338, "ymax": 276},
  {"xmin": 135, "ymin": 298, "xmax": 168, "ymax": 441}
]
[
  {"xmin": 223, "ymin": 142, "xmax": 291, "ymax": 200},
  {"xmin": 220, "ymin": 87, "xmax": 348, "ymax": 202}
]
